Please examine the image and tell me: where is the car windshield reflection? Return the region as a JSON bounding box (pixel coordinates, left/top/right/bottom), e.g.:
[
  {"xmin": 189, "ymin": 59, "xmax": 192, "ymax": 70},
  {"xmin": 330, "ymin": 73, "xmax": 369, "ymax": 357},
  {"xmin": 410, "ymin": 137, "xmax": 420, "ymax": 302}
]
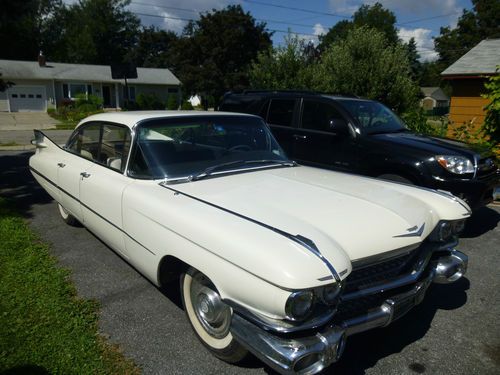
[{"xmin": 128, "ymin": 115, "xmax": 292, "ymax": 180}]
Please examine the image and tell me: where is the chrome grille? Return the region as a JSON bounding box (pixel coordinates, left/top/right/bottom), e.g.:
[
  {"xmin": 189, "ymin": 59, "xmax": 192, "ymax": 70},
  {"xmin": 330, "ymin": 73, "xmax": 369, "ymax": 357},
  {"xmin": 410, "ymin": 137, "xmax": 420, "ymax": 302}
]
[
  {"xmin": 477, "ymin": 157, "xmax": 497, "ymax": 178},
  {"xmin": 343, "ymin": 250, "xmax": 418, "ymax": 294},
  {"xmin": 335, "ymin": 248, "xmax": 421, "ymax": 321}
]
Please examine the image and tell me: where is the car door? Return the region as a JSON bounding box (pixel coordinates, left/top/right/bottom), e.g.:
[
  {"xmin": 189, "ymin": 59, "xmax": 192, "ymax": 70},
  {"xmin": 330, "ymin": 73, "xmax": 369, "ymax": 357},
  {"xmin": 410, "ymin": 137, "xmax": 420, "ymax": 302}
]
[
  {"xmin": 78, "ymin": 123, "xmax": 133, "ymax": 258},
  {"xmin": 293, "ymin": 99, "xmax": 355, "ymax": 172},
  {"xmin": 264, "ymin": 98, "xmax": 299, "ymax": 157},
  {"xmin": 60, "ymin": 122, "xmax": 132, "ymax": 256},
  {"xmin": 58, "ymin": 124, "xmax": 99, "ymax": 221}
]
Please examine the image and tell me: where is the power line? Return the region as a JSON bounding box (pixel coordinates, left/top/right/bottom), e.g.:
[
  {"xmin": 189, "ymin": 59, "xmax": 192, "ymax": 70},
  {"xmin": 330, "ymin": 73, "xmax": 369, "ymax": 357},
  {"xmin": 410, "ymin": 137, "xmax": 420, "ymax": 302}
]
[
  {"xmin": 134, "ymin": 12, "xmax": 319, "ymax": 37},
  {"xmin": 131, "ymin": 1, "xmax": 323, "ymax": 29},
  {"xmin": 241, "ymin": 0, "xmax": 349, "ymax": 19}
]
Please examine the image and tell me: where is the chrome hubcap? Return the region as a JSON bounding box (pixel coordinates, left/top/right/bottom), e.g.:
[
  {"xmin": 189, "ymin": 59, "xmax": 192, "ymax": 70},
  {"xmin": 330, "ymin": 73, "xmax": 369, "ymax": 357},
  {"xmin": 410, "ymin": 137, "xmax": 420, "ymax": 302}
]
[{"xmin": 190, "ymin": 273, "xmax": 231, "ymax": 339}]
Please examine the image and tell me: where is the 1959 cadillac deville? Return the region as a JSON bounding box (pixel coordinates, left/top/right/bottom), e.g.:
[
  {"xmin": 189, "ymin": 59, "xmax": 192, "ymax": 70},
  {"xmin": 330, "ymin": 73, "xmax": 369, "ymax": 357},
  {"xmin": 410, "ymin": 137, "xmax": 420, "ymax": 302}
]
[{"xmin": 30, "ymin": 111, "xmax": 470, "ymax": 374}]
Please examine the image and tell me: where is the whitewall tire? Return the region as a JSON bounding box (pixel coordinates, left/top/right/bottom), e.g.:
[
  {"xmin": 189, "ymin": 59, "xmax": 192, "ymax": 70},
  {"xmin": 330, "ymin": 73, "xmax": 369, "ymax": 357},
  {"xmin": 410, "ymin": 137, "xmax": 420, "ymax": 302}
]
[{"xmin": 180, "ymin": 267, "xmax": 248, "ymax": 363}]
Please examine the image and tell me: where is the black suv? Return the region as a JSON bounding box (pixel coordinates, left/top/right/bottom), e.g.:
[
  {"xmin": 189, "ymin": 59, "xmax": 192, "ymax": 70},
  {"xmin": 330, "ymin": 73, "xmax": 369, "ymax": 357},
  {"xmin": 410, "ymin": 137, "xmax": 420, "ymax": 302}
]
[{"xmin": 219, "ymin": 91, "xmax": 499, "ymax": 210}]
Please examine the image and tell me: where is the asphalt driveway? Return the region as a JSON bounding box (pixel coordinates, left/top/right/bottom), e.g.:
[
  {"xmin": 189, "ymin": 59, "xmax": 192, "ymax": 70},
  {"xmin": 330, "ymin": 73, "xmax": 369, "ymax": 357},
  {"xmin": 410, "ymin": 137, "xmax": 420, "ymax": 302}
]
[{"xmin": 1, "ymin": 150, "xmax": 499, "ymax": 375}]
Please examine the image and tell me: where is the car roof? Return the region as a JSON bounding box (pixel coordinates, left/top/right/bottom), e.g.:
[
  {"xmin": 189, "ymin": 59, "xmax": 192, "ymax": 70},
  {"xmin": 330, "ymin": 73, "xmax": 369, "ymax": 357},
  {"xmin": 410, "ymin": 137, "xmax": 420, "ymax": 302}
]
[{"xmin": 78, "ymin": 110, "xmax": 259, "ymax": 129}]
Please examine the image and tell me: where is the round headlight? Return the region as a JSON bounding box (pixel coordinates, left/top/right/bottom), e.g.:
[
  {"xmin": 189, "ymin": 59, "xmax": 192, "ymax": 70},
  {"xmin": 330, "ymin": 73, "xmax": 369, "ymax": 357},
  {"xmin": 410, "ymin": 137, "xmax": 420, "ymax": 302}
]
[
  {"xmin": 285, "ymin": 290, "xmax": 314, "ymax": 321},
  {"xmin": 320, "ymin": 283, "xmax": 342, "ymax": 305},
  {"xmin": 438, "ymin": 221, "xmax": 453, "ymax": 241}
]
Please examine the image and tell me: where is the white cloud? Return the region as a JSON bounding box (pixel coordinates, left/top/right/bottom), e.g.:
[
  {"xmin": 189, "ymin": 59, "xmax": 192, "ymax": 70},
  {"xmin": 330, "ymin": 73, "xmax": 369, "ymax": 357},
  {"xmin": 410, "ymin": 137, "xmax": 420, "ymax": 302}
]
[
  {"xmin": 313, "ymin": 23, "xmax": 327, "ymax": 36},
  {"xmin": 329, "ymin": 0, "xmax": 462, "ymax": 27},
  {"xmin": 398, "ymin": 27, "xmax": 438, "ymax": 61},
  {"xmin": 128, "ymin": 0, "xmax": 229, "ymax": 32}
]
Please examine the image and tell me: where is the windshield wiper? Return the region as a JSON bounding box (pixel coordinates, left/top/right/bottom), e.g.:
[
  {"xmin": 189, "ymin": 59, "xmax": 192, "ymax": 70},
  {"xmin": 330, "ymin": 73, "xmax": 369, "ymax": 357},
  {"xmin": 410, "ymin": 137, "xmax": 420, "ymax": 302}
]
[{"xmin": 189, "ymin": 159, "xmax": 296, "ymax": 182}]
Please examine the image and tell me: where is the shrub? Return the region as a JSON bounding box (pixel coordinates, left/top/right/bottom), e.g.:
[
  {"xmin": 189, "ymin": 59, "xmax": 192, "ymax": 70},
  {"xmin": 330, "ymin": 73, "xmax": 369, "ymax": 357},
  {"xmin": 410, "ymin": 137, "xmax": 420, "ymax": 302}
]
[
  {"xmin": 136, "ymin": 93, "xmax": 164, "ymax": 110},
  {"xmin": 401, "ymin": 108, "xmax": 447, "ymax": 136},
  {"xmin": 167, "ymin": 95, "xmax": 179, "ymax": 110},
  {"xmin": 181, "ymin": 100, "xmax": 194, "ymax": 110},
  {"xmin": 74, "ymin": 93, "xmax": 103, "ymax": 110}
]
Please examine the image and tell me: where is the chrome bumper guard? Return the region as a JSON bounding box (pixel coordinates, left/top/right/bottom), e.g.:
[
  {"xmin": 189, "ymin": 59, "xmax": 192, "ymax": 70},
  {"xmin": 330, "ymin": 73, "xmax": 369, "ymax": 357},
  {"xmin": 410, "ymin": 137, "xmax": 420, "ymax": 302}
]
[{"xmin": 230, "ymin": 249, "xmax": 468, "ymax": 375}]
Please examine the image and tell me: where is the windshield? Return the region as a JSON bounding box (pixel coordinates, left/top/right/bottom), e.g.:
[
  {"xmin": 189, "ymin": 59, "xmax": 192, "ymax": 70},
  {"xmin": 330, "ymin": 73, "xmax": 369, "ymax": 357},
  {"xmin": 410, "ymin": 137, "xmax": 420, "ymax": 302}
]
[
  {"xmin": 128, "ymin": 115, "xmax": 290, "ymax": 180},
  {"xmin": 337, "ymin": 100, "xmax": 406, "ymax": 134}
]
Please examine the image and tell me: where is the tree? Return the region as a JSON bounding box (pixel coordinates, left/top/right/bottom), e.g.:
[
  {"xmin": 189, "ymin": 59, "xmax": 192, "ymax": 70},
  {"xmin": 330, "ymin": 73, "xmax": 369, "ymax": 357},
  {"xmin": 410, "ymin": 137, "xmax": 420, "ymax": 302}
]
[
  {"xmin": 406, "ymin": 38, "xmax": 421, "ymax": 81},
  {"xmin": 319, "ymin": 2, "xmax": 399, "ymax": 52},
  {"xmin": 435, "ymin": 0, "xmax": 500, "ymax": 66},
  {"xmin": 0, "ymin": 0, "xmax": 63, "ymax": 61},
  {"xmin": 483, "ymin": 67, "xmax": 500, "ymax": 146},
  {"xmin": 352, "ymin": 2, "xmax": 399, "ymax": 45},
  {"xmin": 318, "ymin": 20, "xmax": 353, "ymax": 52},
  {"xmin": 312, "ymin": 27, "xmax": 418, "ymax": 114},
  {"xmin": 174, "ymin": 5, "xmax": 272, "ymax": 106},
  {"xmin": 127, "ymin": 26, "xmax": 179, "ymax": 68},
  {"xmin": 249, "ymin": 33, "xmax": 314, "ymax": 90},
  {"xmin": 51, "ymin": 0, "xmax": 141, "ymax": 65}
]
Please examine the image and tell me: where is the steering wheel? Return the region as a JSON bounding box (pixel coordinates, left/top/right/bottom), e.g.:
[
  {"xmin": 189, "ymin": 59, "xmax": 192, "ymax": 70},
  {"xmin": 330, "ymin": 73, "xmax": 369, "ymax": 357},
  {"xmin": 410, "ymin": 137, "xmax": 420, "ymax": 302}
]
[{"xmin": 228, "ymin": 144, "xmax": 252, "ymax": 152}]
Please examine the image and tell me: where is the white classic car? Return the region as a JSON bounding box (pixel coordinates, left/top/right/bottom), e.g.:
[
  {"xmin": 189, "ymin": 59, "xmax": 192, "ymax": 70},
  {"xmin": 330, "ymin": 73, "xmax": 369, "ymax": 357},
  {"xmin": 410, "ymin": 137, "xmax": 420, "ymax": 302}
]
[{"xmin": 30, "ymin": 111, "xmax": 470, "ymax": 374}]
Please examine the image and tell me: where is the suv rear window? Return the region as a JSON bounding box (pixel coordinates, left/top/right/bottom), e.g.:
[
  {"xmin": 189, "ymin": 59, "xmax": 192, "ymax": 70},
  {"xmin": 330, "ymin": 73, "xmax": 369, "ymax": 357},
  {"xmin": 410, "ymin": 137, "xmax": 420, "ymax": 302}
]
[{"xmin": 267, "ymin": 99, "xmax": 295, "ymax": 127}]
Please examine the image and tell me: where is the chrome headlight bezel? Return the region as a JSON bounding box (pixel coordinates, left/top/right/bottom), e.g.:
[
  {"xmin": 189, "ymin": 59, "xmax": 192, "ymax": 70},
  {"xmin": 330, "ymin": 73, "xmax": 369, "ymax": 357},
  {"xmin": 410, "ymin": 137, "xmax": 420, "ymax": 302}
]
[
  {"xmin": 436, "ymin": 155, "xmax": 475, "ymax": 175},
  {"xmin": 285, "ymin": 290, "xmax": 314, "ymax": 321},
  {"xmin": 429, "ymin": 219, "xmax": 466, "ymax": 242},
  {"xmin": 318, "ymin": 282, "xmax": 343, "ymax": 305}
]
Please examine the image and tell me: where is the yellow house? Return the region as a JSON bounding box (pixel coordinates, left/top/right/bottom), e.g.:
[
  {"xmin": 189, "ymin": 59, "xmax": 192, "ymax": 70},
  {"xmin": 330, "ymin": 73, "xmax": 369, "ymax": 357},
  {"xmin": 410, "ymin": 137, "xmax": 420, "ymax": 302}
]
[{"xmin": 441, "ymin": 38, "xmax": 500, "ymax": 129}]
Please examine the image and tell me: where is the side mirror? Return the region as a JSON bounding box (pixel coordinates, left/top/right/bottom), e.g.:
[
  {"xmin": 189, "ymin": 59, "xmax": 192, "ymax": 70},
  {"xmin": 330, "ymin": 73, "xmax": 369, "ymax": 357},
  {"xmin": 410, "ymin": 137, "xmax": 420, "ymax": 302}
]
[{"xmin": 328, "ymin": 118, "xmax": 348, "ymax": 135}]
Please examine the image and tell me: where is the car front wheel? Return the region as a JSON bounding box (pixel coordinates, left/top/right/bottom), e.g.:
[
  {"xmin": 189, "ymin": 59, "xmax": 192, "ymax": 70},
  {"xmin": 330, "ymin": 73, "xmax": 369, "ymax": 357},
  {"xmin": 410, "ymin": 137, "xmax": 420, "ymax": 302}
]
[{"xmin": 180, "ymin": 267, "xmax": 248, "ymax": 363}]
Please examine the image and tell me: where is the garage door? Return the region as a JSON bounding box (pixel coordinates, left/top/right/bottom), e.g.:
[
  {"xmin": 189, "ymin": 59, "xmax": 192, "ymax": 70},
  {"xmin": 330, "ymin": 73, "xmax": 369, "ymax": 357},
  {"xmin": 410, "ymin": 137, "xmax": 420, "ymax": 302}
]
[{"xmin": 9, "ymin": 86, "xmax": 47, "ymax": 112}]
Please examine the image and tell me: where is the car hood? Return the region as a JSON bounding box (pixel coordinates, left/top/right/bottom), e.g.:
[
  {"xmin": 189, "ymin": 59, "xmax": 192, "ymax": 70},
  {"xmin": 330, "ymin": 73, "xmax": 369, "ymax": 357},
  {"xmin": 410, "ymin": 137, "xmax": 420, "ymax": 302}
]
[
  {"xmin": 371, "ymin": 132, "xmax": 488, "ymax": 158},
  {"xmin": 166, "ymin": 166, "xmax": 470, "ymax": 286}
]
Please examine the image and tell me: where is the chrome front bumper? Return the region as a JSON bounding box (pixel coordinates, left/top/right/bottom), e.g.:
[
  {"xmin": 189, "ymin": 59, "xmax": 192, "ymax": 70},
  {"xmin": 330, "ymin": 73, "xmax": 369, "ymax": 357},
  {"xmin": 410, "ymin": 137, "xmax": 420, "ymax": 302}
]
[{"xmin": 230, "ymin": 249, "xmax": 468, "ymax": 375}]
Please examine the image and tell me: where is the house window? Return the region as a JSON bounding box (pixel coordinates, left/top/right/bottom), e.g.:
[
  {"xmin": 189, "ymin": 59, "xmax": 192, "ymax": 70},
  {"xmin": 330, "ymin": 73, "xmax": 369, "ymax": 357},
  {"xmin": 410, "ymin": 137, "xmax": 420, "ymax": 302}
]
[
  {"xmin": 62, "ymin": 83, "xmax": 92, "ymax": 99},
  {"xmin": 168, "ymin": 87, "xmax": 178, "ymax": 94}
]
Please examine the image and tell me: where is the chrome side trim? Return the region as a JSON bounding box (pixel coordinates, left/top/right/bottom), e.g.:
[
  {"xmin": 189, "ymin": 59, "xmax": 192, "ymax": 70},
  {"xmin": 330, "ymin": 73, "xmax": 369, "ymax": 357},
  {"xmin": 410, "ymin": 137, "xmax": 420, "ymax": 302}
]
[{"xmin": 160, "ymin": 184, "xmax": 340, "ymax": 282}]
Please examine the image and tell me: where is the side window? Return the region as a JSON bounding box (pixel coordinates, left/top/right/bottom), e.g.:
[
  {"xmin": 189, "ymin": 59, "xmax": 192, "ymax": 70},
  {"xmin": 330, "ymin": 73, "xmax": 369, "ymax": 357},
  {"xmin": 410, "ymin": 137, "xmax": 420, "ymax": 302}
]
[
  {"xmin": 101, "ymin": 124, "xmax": 131, "ymax": 172},
  {"xmin": 67, "ymin": 124, "xmax": 101, "ymax": 161},
  {"xmin": 66, "ymin": 123, "xmax": 131, "ymax": 172},
  {"xmin": 302, "ymin": 100, "xmax": 348, "ymax": 133},
  {"xmin": 267, "ymin": 99, "xmax": 295, "ymax": 127}
]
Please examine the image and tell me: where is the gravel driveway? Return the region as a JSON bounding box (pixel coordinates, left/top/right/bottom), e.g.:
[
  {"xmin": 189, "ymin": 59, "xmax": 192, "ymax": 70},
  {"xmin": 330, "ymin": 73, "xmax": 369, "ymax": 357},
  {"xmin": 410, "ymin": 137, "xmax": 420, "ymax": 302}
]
[{"xmin": 1, "ymin": 150, "xmax": 499, "ymax": 375}]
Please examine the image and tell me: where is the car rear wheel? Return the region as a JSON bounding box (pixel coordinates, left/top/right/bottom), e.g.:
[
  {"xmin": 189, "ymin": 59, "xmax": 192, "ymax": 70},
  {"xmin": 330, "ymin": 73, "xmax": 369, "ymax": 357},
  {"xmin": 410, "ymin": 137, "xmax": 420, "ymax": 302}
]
[
  {"xmin": 58, "ymin": 203, "xmax": 78, "ymax": 226},
  {"xmin": 180, "ymin": 267, "xmax": 248, "ymax": 363}
]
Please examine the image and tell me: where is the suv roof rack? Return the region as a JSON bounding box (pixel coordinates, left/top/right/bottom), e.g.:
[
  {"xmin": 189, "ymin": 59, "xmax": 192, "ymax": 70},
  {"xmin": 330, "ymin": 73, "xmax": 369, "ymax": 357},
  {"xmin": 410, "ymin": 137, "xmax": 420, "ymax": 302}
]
[{"xmin": 225, "ymin": 90, "xmax": 360, "ymax": 99}]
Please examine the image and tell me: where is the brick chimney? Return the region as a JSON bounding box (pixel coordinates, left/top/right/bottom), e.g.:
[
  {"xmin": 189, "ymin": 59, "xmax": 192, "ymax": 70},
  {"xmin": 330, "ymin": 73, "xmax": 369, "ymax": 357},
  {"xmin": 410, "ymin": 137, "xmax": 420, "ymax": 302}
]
[{"xmin": 38, "ymin": 51, "xmax": 46, "ymax": 67}]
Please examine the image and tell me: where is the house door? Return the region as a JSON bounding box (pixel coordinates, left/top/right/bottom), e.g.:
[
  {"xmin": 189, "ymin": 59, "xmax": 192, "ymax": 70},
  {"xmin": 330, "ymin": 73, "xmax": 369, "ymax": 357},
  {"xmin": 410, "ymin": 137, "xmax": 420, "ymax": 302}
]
[{"xmin": 102, "ymin": 86, "xmax": 111, "ymax": 107}]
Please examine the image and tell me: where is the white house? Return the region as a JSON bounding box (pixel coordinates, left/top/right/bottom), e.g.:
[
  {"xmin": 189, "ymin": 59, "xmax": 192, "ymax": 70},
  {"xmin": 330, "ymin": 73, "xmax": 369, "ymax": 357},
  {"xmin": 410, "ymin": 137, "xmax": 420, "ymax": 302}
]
[{"xmin": 0, "ymin": 57, "xmax": 181, "ymax": 112}]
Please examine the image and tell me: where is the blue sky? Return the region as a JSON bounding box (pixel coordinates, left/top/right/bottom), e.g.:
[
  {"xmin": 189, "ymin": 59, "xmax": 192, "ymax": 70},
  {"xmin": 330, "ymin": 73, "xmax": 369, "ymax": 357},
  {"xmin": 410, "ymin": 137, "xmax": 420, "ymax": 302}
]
[{"xmin": 66, "ymin": 0, "xmax": 475, "ymax": 61}]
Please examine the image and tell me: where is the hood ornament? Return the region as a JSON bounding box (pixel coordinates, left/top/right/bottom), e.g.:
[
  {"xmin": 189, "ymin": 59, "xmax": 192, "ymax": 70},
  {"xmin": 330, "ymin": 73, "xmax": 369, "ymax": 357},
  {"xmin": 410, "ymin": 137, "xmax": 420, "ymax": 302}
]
[{"xmin": 393, "ymin": 223, "xmax": 425, "ymax": 238}]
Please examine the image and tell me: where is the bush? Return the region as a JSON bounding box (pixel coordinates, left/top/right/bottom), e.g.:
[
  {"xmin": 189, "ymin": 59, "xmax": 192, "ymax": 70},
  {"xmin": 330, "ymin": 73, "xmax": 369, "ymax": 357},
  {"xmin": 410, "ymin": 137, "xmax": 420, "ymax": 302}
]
[
  {"xmin": 136, "ymin": 93, "xmax": 164, "ymax": 110},
  {"xmin": 181, "ymin": 100, "xmax": 194, "ymax": 110},
  {"xmin": 74, "ymin": 93, "xmax": 103, "ymax": 110},
  {"xmin": 401, "ymin": 108, "xmax": 447, "ymax": 136},
  {"xmin": 167, "ymin": 95, "xmax": 179, "ymax": 110}
]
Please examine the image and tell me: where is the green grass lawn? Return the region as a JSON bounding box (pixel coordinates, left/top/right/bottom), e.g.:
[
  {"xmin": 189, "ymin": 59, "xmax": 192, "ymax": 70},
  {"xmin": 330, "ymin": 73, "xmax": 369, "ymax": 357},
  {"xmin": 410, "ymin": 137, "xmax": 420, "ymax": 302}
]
[{"xmin": 0, "ymin": 198, "xmax": 139, "ymax": 374}]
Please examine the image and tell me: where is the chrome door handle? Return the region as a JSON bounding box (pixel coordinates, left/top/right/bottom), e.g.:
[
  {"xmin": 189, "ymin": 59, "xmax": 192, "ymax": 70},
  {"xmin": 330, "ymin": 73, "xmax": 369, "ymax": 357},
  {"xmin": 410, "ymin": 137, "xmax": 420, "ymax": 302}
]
[
  {"xmin": 57, "ymin": 162, "xmax": 66, "ymax": 168},
  {"xmin": 80, "ymin": 172, "xmax": 91, "ymax": 178},
  {"xmin": 293, "ymin": 134, "xmax": 307, "ymax": 140}
]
